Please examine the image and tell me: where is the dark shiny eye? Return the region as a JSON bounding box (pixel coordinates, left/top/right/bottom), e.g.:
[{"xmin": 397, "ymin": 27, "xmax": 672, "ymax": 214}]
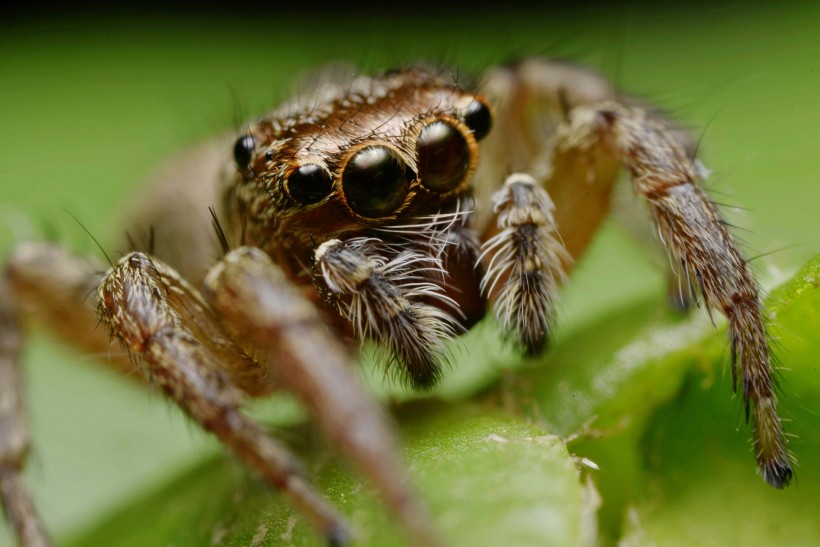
[
  {"xmin": 342, "ymin": 146, "xmax": 411, "ymax": 217},
  {"xmin": 285, "ymin": 164, "xmax": 333, "ymax": 205},
  {"xmin": 233, "ymin": 135, "xmax": 257, "ymax": 169},
  {"xmin": 462, "ymin": 100, "xmax": 492, "ymax": 141},
  {"xmin": 417, "ymin": 121, "xmax": 470, "ymax": 193}
]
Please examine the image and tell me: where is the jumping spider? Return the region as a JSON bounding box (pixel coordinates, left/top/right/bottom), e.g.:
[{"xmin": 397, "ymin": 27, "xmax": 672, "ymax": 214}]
[{"xmin": 0, "ymin": 58, "xmax": 792, "ymax": 546}]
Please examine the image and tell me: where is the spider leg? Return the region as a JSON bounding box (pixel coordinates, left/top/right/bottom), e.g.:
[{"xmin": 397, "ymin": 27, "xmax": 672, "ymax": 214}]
[
  {"xmin": 569, "ymin": 102, "xmax": 792, "ymax": 488},
  {"xmin": 1, "ymin": 242, "xmax": 137, "ymax": 547},
  {"xmin": 203, "ymin": 247, "xmax": 443, "ymax": 547},
  {"xmin": 98, "ymin": 251, "xmax": 351, "ymax": 544},
  {"xmin": 0, "ymin": 276, "xmax": 50, "ymax": 547}
]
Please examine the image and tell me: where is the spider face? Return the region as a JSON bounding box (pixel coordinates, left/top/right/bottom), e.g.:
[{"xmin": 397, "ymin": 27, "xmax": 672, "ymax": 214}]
[{"xmin": 226, "ymin": 69, "xmax": 491, "ymax": 261}]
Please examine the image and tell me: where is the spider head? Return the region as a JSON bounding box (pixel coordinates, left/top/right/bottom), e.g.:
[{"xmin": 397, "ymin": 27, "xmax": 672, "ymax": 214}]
[
  {"xmin": 228, "ymin": 68, "xmax": 493, "ymax": 251},
  {"xmin": 226, "ymin": 69, "xmax": 492, "ymax": 280}
]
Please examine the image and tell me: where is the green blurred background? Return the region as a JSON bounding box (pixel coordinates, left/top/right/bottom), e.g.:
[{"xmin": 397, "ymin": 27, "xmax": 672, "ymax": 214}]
[{"xmin": 1, "ymin": 3, "xmax": 818, "ymax": 545}]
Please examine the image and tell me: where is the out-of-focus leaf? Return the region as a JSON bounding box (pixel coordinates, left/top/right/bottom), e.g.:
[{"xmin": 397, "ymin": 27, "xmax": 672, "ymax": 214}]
[{"xmin": 68, "ymin": 403, "xmax": 591, "ymax": 547}]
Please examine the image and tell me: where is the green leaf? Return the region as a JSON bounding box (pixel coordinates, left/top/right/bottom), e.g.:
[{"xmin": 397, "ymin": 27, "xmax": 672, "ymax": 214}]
[{"xmin": 68, "ymin": 403, "xmax": 592, "ymax": 547}]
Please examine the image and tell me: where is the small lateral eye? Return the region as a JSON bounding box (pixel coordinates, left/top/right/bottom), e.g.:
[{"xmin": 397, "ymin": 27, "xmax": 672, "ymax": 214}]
[
  {"xmin": 233, "ymin": 135, "xmax": 257, "ymax": 169},
  {"xmin": 417, "ymin": 121, "xmax": 470, "ymax": 193},
  {"xmin": 342, "ymin": 146, "xmax": 411, "ymax": 218},
  {"xmin": 285, "ymin": 164, "xmax": 334, "ymax": 205},
  {"xmin": 462, "ymin": 100, "xmax": 492, "ymax": 141}
]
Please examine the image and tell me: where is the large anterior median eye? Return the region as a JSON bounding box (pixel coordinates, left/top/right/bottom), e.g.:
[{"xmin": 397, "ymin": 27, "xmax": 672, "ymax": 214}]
[
  {"xmin": 417, "ymin": 121, "xmax": 469, "ymax": 193},
  {"xmin": 342, "ymin": 146, "xmax": 411, "ymax": 217}
]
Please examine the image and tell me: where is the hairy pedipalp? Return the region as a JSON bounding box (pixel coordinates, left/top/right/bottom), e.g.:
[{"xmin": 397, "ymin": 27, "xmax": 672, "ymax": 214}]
[{"xmin": 315, "ymin": 237, "xmax": 460, "ymax": 389}]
